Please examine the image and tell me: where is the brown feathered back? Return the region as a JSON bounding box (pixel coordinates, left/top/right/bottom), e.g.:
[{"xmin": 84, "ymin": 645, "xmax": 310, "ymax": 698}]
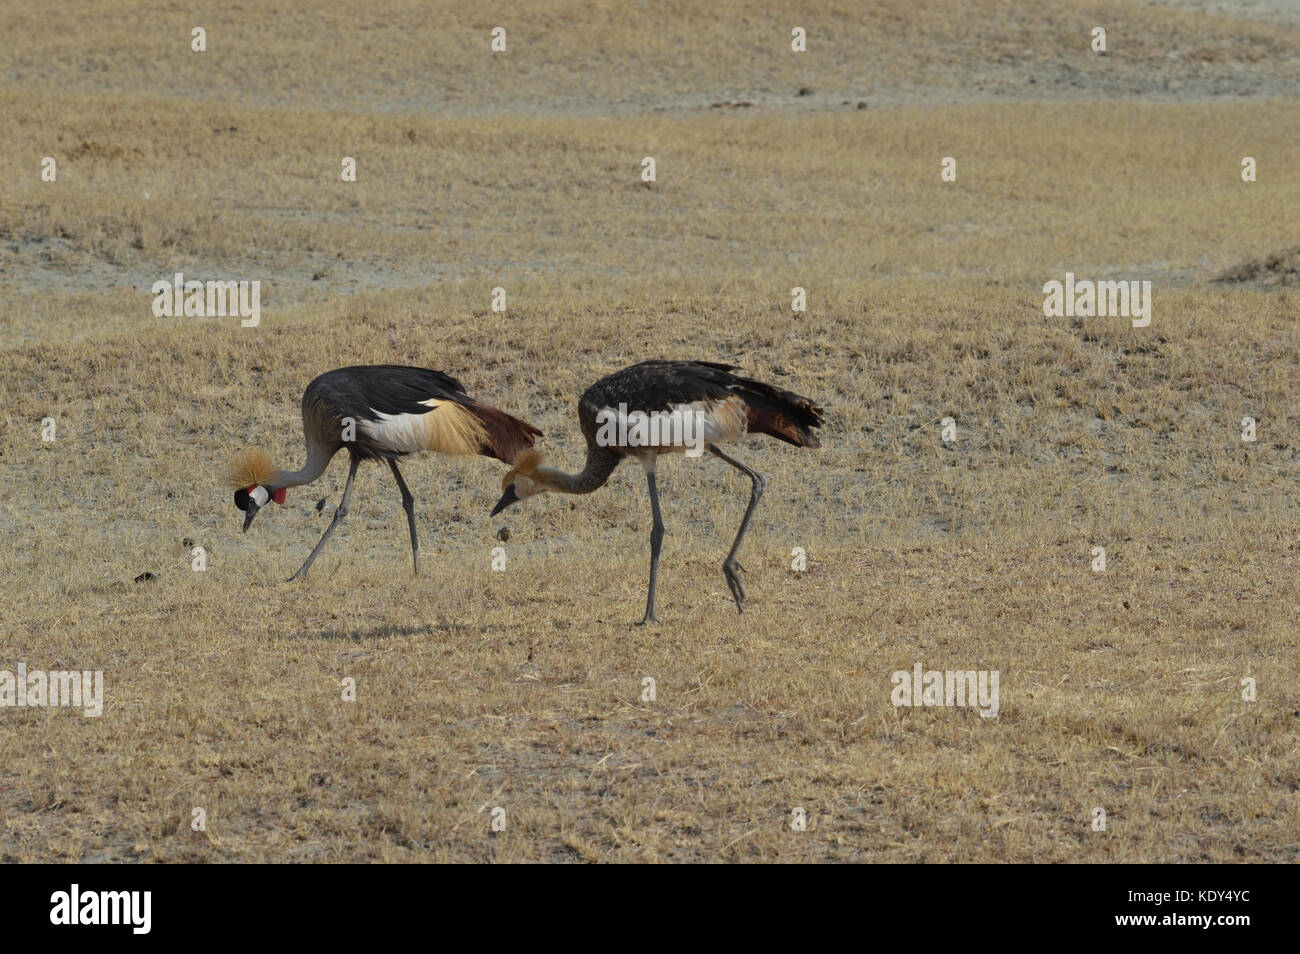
[
  {"xmin": 739, "ymin": 380, "xmax": 825, "ymax": 448},
  {"xmin": 466, "ymin": 401, "xmax": 543, "ymax": 464}
]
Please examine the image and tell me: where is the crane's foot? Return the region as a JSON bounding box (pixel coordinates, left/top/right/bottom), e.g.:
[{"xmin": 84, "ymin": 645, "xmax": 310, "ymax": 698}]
[
  {"xmin": 635, "ymin": 611, "xmax": 662, "ymax": 627},
  {"xmin": 723, "ymin": 560, "xmax": 747, "ymax": 612}
]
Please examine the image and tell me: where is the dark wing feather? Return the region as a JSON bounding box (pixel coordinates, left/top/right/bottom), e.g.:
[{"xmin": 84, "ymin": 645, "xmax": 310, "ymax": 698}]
[
  {"xmin": 579, "ymin": 360, "xmax": 824, "ymax": 448},
  {"xmin": 307, "ymin": 366, "xmax": 469, "ymax": 421},
  {"xmin": 579, "ymin": 360, "xmax": 737, "ymax": 421}
]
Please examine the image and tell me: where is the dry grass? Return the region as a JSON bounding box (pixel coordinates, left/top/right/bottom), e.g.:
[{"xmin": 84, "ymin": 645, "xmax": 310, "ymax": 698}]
[
  {"xmin": 0, "ymin": 0, "xmax": 1297, "ymax": 862},
  {"xmin": 2, "ymin": 0, "xmax": 1296, "ymax": 113}
]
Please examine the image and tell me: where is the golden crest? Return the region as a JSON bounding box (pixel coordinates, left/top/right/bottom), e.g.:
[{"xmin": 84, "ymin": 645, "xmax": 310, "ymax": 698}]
[{"xmin": 227, "ymin": 448, "xmax": 276, "ymax": 489}]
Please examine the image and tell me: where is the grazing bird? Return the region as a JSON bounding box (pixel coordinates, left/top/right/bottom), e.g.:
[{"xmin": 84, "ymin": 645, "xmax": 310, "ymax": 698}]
[
  {"xmin": 230, "ymin": 365, "xmax": 541, "ymax": 581},
  {"xmin": 490, "ymin": 360, "xmax": 824, "ymax": 624}
]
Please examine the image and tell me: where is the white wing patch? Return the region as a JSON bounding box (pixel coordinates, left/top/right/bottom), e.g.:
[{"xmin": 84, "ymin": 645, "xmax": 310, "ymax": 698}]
[
  {"xmin": 358, "ymin": 409, "xmax": 430, "ymax": 453},
  {"xmin": 357, "ymin": 399, "xmax": 488, "ymax": 456},
  {"xmin": 592, "ymin": 396, "xmax": 748, "ymax": 457},
  {"xmin": 674, "ymin": 398, "xmax": 748, "ymax": 444},
  {"xmin": 357, "ymin": 399, "xmax": 448, "ymax": 454}
]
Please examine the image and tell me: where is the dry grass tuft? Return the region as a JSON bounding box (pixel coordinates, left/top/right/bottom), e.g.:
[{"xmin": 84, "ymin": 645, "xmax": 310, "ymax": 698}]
[{"xmin": 1215, "ymin": 246, "xmax": 1300, "ymax": 288}]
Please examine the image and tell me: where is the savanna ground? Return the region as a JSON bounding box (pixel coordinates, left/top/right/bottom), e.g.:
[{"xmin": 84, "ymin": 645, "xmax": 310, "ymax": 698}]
[{"xmin": 0, "ymin": 1, "xmax": 1297, "ymax": 862}]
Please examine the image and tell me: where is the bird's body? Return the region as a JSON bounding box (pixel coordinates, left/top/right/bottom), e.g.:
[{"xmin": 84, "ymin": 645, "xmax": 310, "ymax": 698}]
[
  {"xmin": 230, "ymin": 365, "xmax": 541, "ymax": 580},
  {"xmin": 492, "ymin": 360, "xmax": 824, "ymax": 624},
  {"xmin": 577, "ymin": 358, "xmax": 822, "ymax": 455},
  {"xmin": 299, "ymin": 366, "xmax": 539, "ymax": 465}
]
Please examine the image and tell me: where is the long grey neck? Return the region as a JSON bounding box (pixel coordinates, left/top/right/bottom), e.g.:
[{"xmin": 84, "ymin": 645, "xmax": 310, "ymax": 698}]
[
  {"xmin": 272, "ymin": 442, "xmax": 337, "ymax": 489},
  {"xmin": 543, "ymin": 444, "xmax": 622, "ymax": 495}
]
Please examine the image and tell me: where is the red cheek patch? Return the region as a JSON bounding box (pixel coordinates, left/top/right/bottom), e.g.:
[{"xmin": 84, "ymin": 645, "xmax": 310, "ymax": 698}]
[{"xmin": 272, "ymin": 487, "xmax": 287, "ymax": 505}]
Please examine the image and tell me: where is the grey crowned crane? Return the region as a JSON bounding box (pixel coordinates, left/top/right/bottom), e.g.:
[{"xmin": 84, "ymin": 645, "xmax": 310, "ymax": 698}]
[
  {"xmin": 229, "ymin": 365, "xmax": 541, "ymax": 581},
  {"xmin": 490, "ymin": 360, "xmax": 824, "ymax": 625}
]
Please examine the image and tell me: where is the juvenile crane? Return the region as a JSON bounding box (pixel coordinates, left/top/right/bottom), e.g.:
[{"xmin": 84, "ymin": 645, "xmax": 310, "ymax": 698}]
[
  {"xmin": 490, "ymin": 360, "xmax": 824, "ymax": 624},
  {"xmin": 230, "ymin": 365, "xmax": 541, "ymax": 581}
]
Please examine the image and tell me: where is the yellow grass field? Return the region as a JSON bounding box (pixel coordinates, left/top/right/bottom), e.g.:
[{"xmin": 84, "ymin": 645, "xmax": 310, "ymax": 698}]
[{"xmin": 0, "ymin": 0, "xmax": 1296, "ymax": 862}]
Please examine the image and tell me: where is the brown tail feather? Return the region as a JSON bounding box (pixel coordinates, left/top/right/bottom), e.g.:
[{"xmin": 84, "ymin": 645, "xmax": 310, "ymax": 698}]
[
  {"xmin": 465, "ymin": 401, "xmax": 543, "ymax": 464},
  {"xmin": 737, "ymin": 379, "xmax": 825, "ymax": 448}
]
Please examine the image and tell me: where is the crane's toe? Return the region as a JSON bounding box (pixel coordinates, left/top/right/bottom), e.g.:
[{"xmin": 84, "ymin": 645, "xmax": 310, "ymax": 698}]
[{"xmin": 723, "ymin": 560, "xmax": 747, "ymax": 610}]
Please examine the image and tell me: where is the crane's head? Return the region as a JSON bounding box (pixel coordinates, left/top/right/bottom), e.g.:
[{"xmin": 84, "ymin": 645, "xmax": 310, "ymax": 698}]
[
  {"xmin": 491, "ymin": 449, "xmax": 550, "ymax": 516},
  {"xmin": 228, "ymin": 449, "xmax": 286, "ymax": 532},
  {"xmin": 234, "ymin": 483, "xmax": 286, "ymax": 531}
]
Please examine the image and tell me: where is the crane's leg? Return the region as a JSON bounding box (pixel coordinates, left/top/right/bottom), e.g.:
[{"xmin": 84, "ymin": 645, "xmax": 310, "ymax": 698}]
[
  {"xmin": 708, "ymin": 444, "xmax": 767, "ymax": 613},
  {"xmin": 288, "ymin": 454, "xmax": 360, "ymax": 582},
  {"xmin": 387, "ymin": 458, "xmax": 419, "ymax": 575},
  {"xmin": 636, "ymin": 467, "xmax": 666, "ymax": 626}
]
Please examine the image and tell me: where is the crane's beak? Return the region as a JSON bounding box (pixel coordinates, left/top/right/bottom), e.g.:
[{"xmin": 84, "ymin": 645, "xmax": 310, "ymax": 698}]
[
  {"xmin": 490, "ymin": 485, "xmax": 519, "ymax": 517},
  {"xmin": 242, "ymin": 500, "xmax": 260, "ymax": 532}
]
